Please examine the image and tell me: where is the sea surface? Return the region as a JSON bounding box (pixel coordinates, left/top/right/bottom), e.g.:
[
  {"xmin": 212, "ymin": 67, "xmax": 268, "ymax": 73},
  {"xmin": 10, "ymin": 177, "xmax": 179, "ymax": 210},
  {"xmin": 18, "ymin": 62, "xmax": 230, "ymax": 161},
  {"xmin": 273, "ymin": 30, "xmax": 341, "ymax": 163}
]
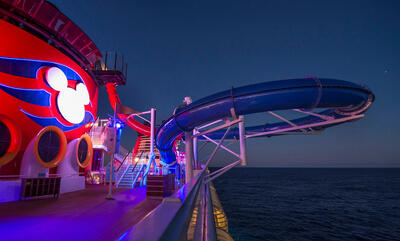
[{"xmin": 212, "ymin": 168, "xmax": 400, "ymax": 241}]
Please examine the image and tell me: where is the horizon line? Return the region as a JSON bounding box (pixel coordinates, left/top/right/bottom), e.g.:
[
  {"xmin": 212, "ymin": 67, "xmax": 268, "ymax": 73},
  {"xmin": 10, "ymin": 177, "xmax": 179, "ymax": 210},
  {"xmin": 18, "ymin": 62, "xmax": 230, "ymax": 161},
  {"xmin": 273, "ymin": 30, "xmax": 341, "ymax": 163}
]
[{"xmin": 209, "ymin": 166, "xmax": 400, "ymax": 168}]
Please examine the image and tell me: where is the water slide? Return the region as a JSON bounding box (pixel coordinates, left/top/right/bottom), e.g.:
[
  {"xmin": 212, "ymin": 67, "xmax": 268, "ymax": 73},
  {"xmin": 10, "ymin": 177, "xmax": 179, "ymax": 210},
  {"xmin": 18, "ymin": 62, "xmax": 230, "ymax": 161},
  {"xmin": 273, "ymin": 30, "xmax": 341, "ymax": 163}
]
[
  {"xmin": 105, "ymin": 83, "xmax": 151, "ymax": 136},
  {"xmin": 155, "ymin": 78, "xmax": 374, "ymax": 165}
]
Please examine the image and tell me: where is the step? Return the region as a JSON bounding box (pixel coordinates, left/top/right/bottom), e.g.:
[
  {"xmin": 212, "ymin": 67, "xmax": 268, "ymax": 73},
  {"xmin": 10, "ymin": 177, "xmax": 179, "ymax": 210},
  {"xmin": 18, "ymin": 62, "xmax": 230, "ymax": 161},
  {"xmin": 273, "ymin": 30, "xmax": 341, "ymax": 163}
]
[
  {"xmin": 147, "ymin": 176, "xmax": 165, "ymax": 180},
  {"xmin": 147, "ymin": 186, "xmax": 164, "ymax": 191},
  {"xmin": 119, "ymin": 181, "xmax": 134, "ymax": 185},
  {"xmin": 120, "ymin": 178, "xmax": 133, "ymax": 182},
  {"xmin": 120, "ymin": 179, "xmax": 133, "ymax": 182},
  {"xmin": 121, "ymin": 177, "xmax": 133, "ymax": 180},
  {"xmin": 121, "ymin": 178, "xmax": 133, "ymax": 182}
]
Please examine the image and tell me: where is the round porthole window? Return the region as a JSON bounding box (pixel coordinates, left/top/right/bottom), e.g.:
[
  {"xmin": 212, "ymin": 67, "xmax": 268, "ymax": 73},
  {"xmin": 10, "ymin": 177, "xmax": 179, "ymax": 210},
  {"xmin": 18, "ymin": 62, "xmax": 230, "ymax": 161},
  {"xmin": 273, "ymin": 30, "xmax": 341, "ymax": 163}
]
[
  {"xmin": 34, "ymin": 126, "xmax": 67, "ymax": 168},
  {"xmin": 76, "ymin": 134, "xmax": 93, "ymax": 168},
  {"xmin": 0, "ymin": 115, "xmax": 21, "ymax": 166}
]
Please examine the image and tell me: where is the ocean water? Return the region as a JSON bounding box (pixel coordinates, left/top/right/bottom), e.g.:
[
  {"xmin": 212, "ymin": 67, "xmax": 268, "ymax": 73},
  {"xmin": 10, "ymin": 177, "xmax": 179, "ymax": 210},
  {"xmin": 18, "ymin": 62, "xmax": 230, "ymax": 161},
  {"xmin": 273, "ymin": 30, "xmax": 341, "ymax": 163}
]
[{"xmin": 212, "ymin": 168, "xmax": 400, "ymax": 241}]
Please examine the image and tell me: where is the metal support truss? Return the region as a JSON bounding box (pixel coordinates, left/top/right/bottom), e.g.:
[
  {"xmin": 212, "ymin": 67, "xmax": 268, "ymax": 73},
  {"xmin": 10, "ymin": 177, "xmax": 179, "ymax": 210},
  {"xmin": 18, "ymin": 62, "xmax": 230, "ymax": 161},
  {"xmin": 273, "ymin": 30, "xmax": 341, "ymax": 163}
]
[
  {"xmin": 268, "ymin": 111, "xmax": 308, "ymax": 132},
  {"xmin": 292, "ymin": 108, "xmax": 334, "ymax": 121},
  {"xmin": 193, "ymin": 118, "xmax": 242, "ymax": 138},
  {"xmin": 246, "ymin": 113, "xmax": 364, "ymax": 139},
  {"xmin": 187, "ymin": 109, "xmax": 364, "ymax": 183},
  {"xmin": 191, "ymin": 115, "xmax": 247, "ymax": 183},
  {"xmin": 204, "ymin": 160, "xmax": 241, "ymax": 184}
]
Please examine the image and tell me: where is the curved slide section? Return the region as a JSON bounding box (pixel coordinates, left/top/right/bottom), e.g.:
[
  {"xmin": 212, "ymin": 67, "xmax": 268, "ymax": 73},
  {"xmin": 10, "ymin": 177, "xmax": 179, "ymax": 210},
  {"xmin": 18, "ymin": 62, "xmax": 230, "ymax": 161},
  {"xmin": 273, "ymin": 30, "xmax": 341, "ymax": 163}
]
[
  {"xmin": 105, "ymin": 83, "xmax": 151, "ymax": 136},
  {"xmin": 155, "ymin": 78, "xmax": 374, "ymax": 165}
]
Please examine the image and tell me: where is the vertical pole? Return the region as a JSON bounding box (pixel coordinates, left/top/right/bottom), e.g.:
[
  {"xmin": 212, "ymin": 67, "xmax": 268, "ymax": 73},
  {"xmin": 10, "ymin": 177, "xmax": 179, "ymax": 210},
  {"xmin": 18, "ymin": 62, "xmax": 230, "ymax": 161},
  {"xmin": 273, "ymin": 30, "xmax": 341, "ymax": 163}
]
[
  {"xmin": 104, "ymin": 51, "xmax": 108, "ymax": 70},
  {"xmin": 121, "ymin": 57, "xmax": 124, "ymax": 74},
  {"xmin": 106, "ymin": 154, "xmax": 115, "ymax": 200},
  {"xmin": 150, "ymin": 108, "xmax": 155, "ymax": 156},
  {"xmin": 106, "ymin": 102, "xmax": 117, "ymax": 200},
  {"xmin": 185, "ymin": 131, "xmax": 194, "ymax": 183},
  {"xmin": 149, "ymin": 108, "xmax": 156, "ymax": 175},
  {"xmin": 143, "ymin": 108, "xmax": 156, "ymax": 185},
  {"xmin": 101, "ymin": 150, "xmax": 105, "ymax": 170},
  {"xmin": 121, "ymin": 55, "xmax": 124, "ymax": 73},
  {"xmin": 193, "ymin": 128, "xmax": 198, "ymax": 169},
  {"xmin": 238, "ymin": 115, "xmax": 247, "ymax": 166},
  {"xmin": 114, "ymin": 52, "xmax": 117, "ymax": 70}
]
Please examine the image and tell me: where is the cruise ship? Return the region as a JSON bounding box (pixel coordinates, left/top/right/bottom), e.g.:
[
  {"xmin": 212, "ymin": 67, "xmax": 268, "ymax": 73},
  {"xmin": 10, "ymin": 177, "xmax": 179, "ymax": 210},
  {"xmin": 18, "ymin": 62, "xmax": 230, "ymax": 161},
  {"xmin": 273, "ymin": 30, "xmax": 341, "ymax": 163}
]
[{"xmin": 0, "ymin": 1, "xmax": 374, "ymax": 240}]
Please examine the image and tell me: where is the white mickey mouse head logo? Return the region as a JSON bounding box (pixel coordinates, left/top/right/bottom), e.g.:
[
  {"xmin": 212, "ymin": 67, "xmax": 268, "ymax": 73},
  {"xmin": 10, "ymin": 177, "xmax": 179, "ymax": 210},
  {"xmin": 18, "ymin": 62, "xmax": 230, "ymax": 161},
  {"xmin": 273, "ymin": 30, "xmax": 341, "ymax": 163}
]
[{"xmin": 45, "ymin": 67, "xmax": 89, "ymax": 124}]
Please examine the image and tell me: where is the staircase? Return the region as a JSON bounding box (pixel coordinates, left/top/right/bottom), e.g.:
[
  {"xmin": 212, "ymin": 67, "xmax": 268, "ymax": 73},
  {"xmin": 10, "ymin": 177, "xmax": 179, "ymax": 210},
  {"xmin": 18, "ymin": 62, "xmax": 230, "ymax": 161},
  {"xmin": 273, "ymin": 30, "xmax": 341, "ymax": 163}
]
[
  {"xmin": 100, "ymin": 130, "xmax": 162, "ymax": 188},
  {"xmin": 136, "ymin": 136, "xmax": 160, "ymax": 166},
  {"xmin": 117, "ymin": 164, "xmax": 142, "ymax": 188},
  {"xmin": 117, "ymin": 148, "xmax": 159, "ymax": 188}
]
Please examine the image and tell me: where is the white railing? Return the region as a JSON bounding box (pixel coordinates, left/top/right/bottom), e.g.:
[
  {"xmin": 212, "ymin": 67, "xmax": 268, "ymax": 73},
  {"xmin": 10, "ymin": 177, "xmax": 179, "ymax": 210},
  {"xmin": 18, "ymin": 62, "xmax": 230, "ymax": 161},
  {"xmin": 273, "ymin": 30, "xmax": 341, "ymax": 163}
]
[
  {"xmin": 118, "ymin": 170, "xmax": 214, "ymax": 241},
  {"xmin": 131, "ymin": 152, "xmax": 147, "ymax": 186},
  {"xmin": 115, "ymin": 160, "xmax": 129, "ymax": 187},
  {"xmin": 116, "ymin": 150, "xmax": 134, "ymax": 187},
  {"xmin": 133, "ymin": 163, "xmax": 145, "ymax": 187}
]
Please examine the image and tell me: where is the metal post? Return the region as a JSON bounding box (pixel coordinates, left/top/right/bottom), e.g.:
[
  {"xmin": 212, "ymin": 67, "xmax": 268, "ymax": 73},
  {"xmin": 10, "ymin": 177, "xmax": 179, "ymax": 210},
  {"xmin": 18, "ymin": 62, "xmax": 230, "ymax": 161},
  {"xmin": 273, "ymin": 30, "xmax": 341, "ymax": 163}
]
[
  {"xmin": 114, "ymin": 52, "xmax": 117, "ymax": 70},
  {"xmin": 104, "ymin": 51, "xmax": 108, "ymax": 69},
  {"xmin": 238, "ymin": 115, "xmax": 247, "ymax": 166},
  {"xmin": 106, "ymin": 102, "xmax": 117, "ymax": 200},
  {"xmin": 121, "ymin": 54, "xmax": 124, "ymax": 73},
  {"xmin": 148, "ymin": 108, "xmax": 156, "ymax": 176},
  {"xmin": 150, "ymin": 108, "xmax": 155, "ymax": 155},
  {"xmin": 121, "ymin": 58, "xmax": 124, "ymax": 74},
  {"xmin": 101, "ymin": 150, "xmax": 105, "ymax": 170},
  {"xmin": 193, "ymin": 128, "xmax": 198, "ymax": 169},
  {"xmin": 106, "ymin": 154, "xmax": 115, "ymax": 200},
  {"xmin": 185, "ymin": 131, "xmax": 194, "ymax": 183},
  {"xmin": 143, "ymin": 108, "xmax": 156, "ymax": 185}
]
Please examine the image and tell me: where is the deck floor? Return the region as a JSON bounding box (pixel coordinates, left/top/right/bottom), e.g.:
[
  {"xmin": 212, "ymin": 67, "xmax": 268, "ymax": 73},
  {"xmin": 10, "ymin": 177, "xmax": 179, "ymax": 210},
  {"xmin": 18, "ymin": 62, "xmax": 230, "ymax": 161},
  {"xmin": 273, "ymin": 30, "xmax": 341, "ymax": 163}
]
[{"xmin": 0, "ymin": 185, "xmax": 161, "ymax": 241}]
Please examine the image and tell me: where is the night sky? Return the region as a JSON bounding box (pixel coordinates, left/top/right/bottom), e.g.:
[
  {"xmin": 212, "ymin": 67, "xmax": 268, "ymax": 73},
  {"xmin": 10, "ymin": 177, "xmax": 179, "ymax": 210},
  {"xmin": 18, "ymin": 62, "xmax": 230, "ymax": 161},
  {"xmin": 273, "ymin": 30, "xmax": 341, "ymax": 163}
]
[{"xmin": 50, "ymin": 0, "xmax": 399, "ymax": 167}]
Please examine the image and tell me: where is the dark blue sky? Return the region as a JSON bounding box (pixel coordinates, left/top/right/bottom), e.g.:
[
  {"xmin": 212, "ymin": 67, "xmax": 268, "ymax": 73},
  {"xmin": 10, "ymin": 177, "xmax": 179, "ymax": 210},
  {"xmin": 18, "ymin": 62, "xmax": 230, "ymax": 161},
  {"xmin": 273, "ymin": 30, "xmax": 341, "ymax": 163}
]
[{"xmin": 51, "ymin": 0, "xmax": 399, "ymax": 167}]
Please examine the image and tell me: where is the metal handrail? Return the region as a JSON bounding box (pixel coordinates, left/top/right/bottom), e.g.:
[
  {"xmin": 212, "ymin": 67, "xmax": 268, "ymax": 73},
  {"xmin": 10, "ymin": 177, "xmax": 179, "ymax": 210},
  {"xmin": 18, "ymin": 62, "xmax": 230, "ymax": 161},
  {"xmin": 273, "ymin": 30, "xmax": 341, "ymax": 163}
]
[
  {"xmin": 116, "ymin": 151, "xmax": 134, "ymax": 187},
  {"xmin": 133, "ymin": 152, "xmax": 148, "ymax": 187},
  {"xmin": 130, "ymin": 164, "xmax": 143, "ymax": 188},
  {"xmin": 119, "ymin": 170, "xmax": 210, "ymax": 241},
  {"xmin": 194, "ymin": 181, "xmax": 217, "ymax": 241},
  {"xmin": 130, "ymin": 151, "xmax": 144, "ymax": 174},
  {"xmin": 116, "ymin": 150, "xmax": 132, "ymax": 172}
]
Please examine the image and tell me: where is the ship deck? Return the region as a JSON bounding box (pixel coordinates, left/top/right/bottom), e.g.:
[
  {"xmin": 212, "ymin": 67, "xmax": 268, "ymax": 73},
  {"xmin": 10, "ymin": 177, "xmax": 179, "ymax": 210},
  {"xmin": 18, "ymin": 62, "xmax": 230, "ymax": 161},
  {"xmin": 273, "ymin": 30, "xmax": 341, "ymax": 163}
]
[{"xmin": 0, "ymin": 185, "xmax": 161, "ymax": 241}]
